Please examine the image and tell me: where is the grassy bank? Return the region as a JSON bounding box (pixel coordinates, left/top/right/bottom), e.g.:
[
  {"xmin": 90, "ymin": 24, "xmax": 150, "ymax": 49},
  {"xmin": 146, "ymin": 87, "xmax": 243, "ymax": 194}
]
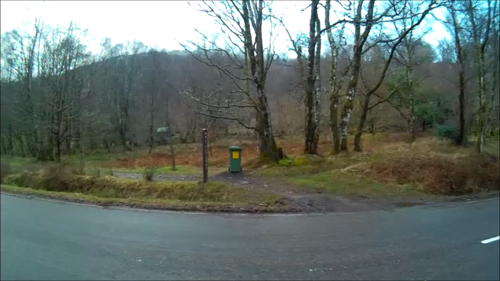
[
  {"xmin": 0, "ymin": 184, "xmax": 289, "ymax": 212},
  {"xmin": 1, "ymin": 167, "xmax": 289, "ymax": 212},
  {"xmin": 255, "ymin": 136, "xmax": 499, "ymax": 197}
]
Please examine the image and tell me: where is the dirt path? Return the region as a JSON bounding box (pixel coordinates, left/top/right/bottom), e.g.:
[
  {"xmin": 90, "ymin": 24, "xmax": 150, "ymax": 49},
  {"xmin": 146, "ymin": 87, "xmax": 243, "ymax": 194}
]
[{"xmin": 112, "ymin": 171, "xmax": 430, "ymax": 213}]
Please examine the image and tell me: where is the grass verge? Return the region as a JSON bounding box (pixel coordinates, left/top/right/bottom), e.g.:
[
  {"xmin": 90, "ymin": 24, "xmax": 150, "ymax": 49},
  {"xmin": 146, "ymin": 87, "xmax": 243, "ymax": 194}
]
[
  {"xmin": 1, "ymin": 168, "xmax": 290, "ymax": 212},
  {"xmin": 0, "ymin": 184, "xmax": 289, "ymax": 213}
]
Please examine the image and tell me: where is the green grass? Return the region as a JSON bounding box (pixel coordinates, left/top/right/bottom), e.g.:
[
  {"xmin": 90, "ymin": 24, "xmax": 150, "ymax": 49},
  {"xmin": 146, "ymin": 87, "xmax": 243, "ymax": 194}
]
[
  {"xmin": 258, "ymin": 164, "xmax": 425, "ymax": 198},
  {"xmin": 289, "ymin": 171, "xmax": 423, "ymax": 198},
  {"xmin": 1, "ymin": 156, "xmax": 38, "ymax": 168}
]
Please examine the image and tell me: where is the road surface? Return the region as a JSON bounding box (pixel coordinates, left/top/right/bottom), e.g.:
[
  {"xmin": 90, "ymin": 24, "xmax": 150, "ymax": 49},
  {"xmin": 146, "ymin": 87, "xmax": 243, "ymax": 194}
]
[{"xmin": 1, "ymin": 194, "xmax": 499, "ymax": 280}]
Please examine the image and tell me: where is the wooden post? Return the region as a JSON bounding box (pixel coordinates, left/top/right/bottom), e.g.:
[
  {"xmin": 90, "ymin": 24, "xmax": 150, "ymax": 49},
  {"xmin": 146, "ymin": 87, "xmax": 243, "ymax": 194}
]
[{"xmin": 202, "ymin": 128, "xmax": 208, "ymax": 183}]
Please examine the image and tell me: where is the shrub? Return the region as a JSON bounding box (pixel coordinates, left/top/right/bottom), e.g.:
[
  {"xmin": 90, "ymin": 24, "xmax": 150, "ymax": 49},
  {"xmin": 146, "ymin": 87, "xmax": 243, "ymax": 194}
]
[
  {"xmin": 4, "ymin": 163, "xmax": 76, "ymax": 192},
  {"xmin": 3, "ymin": 172, "xmax": 38, "ymax": 187},
  {"xmin": 3, "ymin": 163, "xmax": 75, "ymax": 192},
  {"xmin": 143, "ymin": 166, "xmax": 159, "ymax": 181},
  {"xmin": 39, "ymin": 163, "xmax": 74, "ymax": 191},
  {"xmin": 365, "ymin": 152, "xmax": 499, "ymax": 195},
  {"xmin": 433, "ymin": 124, "xmax": 460, "ymax": 143}
]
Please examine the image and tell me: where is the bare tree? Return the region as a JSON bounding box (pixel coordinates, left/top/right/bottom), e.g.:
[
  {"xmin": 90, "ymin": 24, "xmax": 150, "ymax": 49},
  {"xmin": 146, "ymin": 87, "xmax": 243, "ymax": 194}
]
[
  {"xmin": 442, "ymin": 0, "xmax": 470, "ymax": 145},
  {"xmin": 466, "ymin": 0, "xmax": 497, "ymax": 153},
  {"xmin": 38, "ymin": 23, "xmax": 92, "ymax": 161},
  {"xmin": 337, "ymin": 0, "xmax": 438, "ymax": 152},
  {"xmin": 486, "ymin": 15, "xmax": 499, "ymax": 136},
  {"xmin": 145, "ymin": 49, "xmax": 160, "ymax": 154},
  {"xmin": 106, "ymin": 40, "xmax": 147, "ymax": 152},
  {"xmin": 4, "ymin": 1, "xmax": 497, "ymax": 161},
  {"xmin": 391, "ymin": 5, "xmax": 436, "ymax": 142},
  {"xmin": 279, "ymin": 1, "xmax": 322, "ymax": 154},
  {"xmin": 7, "ymin": 19, "xmax": 45, "ymax": 158},
  {"xmin": 325, "ymin": 0, "xmax": 351, "ymax": 154},
  {"xmin": 302, "ymin": 0, "xmax": 322, "ymax": 155},
  {"xmin": 182, "ymin": 0, "xmax": 284, "ymax": 161}
]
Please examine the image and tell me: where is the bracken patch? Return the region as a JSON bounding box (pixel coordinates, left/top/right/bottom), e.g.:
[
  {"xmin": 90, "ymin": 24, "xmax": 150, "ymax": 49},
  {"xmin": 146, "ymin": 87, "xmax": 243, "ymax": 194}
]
[{"xmin": 364, "ymin": 152, "xmax": 499, "ymax": 195}]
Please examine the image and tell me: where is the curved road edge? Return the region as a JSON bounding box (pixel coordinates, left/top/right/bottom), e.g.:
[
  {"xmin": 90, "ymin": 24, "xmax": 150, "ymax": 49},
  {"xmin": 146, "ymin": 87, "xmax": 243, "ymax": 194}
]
[
  {"xmin": 1, "ymin": 190, "xmax": 498, "ymax": 217},
  {"xmin": 1, "ymin": 193, "xmax": 499, "ymax": 280}
]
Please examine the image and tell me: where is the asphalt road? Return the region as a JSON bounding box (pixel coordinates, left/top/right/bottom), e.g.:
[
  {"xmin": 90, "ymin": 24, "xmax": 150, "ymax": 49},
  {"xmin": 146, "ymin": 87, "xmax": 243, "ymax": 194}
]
[{"xmin": 1, "ymin": 194, "xmax": 499, "ymax": 280}]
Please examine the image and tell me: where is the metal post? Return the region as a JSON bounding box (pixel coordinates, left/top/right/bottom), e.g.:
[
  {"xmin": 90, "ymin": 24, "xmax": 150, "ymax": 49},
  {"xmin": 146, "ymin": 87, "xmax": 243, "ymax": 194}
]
[{"xmin": 202, "ymin": 128, "xmax": 208, "ymax": 183}]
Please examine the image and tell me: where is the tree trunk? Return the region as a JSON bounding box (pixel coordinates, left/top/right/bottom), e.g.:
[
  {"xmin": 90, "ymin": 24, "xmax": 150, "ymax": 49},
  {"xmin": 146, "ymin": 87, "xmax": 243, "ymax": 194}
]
[
  {"xmin": 1, "ymin": 137, "xmax": 6, "ymax": 155},
  {"xmin": 313, "ymin": 15, "xmax": 322, "ymax": 152},
  {"xmin": 339, "ymin": 65, "xmax": 361, "ymax": 151},
  {"xmin": 408, "ymin": 67, "xmax": 417, "ymax": 142},
  {"xmin": 457, "ymin": 70, "xmax": 466, "ymax": 145},
  {"xmin": 486, "ymin": 26, "xmax": 498, "ymax": 137},
  {"xmin": 148, "ymin": 101, "xmax": 155, "ymax": 154},
  {"xmin": 103, "ymin": 139, "xmax": 111, "ymax": 153},
  {"xmin": 354, "ymin": 95, "xmax": 370, "ymax": 151},
  {"xmin": 338, "ymin": 0, "xmax": 371, "ymax": 152},
  {"xmin": 304, "ymin": 0, "xmax": 320, "ymax": 155},
  {"xmin": 148, "ymin": 123, "xmax": 154, "ymax": 154},
  {"xmin": 55, "ymin": 141, "xmax": 62, "ymax": 162},
  {"xmin": 325, "ymin": 0, "xmax": 342, "ymax": 154},
  {"xmin": 18, "ymin": 135, "xmax": 26, "ymax": 158},
  {"xmin": 450, "ymin": 3, "xmax": 467, "ymax": 145},
  {"xmin": 256, "ymin": 87, "xmax": 282, "ymax": 161},
  {"xmin": 329, "ymin": 94, "xmax": 340, "ymax": 154},
  {"xmin": 8, "ymin": 125, "xmax": 14, "ymax": 156},
  {"xmin": 474, "ymin": 48, "xmax": 487, "ymax": 154},
  {"xmin": 242, "ymin": 1, "xmax": 282, "ymax": 162},
  {"xmin": 168, "ymin": 130, "xmax": 176, "ymax": 170},
  {"xmin": 26, "ymin": 20, "xmax": 42, "ymax": 159},
  {"xmin": 167, "ymin": 116, "xmax": 176, "ymax": 170},
  {"xmin": 119, "ymin": 126, "xmax": 131, "ymax": 152},
  {"xmin": 467, "ymin": 0, "xmax": 492, "ymax": 153},
  {"xmin": 65, "ymin": 134, "xmax": 71, "ymax": 152},
  {"xmin": 73, "ymin": 121, "xmax": 81, "ymax": 154}
]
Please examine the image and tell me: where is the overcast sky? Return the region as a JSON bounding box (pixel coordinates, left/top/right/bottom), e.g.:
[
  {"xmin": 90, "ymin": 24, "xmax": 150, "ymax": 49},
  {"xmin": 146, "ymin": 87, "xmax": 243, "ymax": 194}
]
[{"xmin": 1, "ymin": 1, "xmax": 448, "ymax": 57}]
